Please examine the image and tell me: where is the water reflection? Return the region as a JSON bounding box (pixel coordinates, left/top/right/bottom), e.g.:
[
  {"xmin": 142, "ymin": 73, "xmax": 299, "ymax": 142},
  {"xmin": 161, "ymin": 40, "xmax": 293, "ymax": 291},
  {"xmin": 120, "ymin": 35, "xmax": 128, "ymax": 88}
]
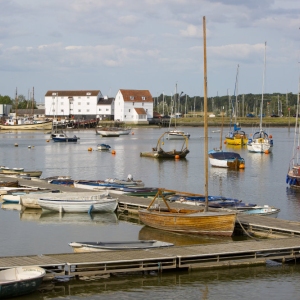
[
  {"xmin": 19, "ymin": 264, "xmax": 300, "ymax": 300},
  {"xmin": 20, "ymin": 210, "xmax": 119, "ymax": 225},
  {"xmin": 138, "ymin": 225, "xmax": 233, "ymax": 246}
]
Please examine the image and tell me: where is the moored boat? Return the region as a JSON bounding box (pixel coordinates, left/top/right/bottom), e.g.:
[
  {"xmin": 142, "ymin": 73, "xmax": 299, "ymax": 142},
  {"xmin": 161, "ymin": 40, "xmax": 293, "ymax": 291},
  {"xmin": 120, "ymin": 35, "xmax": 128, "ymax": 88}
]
[
  {"xmin": 0, "ymin": 266, "xmax": 45, "ymax": 298},
  {"xmin": 166, "ymin": 130, "xmax": 190, "ymax": 140},
  {"xmin": 208, "ymin": 151, "xmax": 245, "ymax": 169},
  {"xmin": 37, "ymin": 193, "xmax": 118, "ymax": 213},
  {"xmin": 0, "ymin": 121, "xmax": 53, "ymax": 130},
  {"xmin": 52, "ymin": 133, "xmax": 79, "ymax": 142},
  {"xmin": 68, "ymin": 240, "xmax": 174, "ymax": 253},
  {"xmin": 97, "ymin": 143, "xmax": 111, "ymax": 151},
  {"xmin": 138, "ymin": 189, "xmax": 236, "ymax": 237},
  {"xmin": 140, "ymin": 131, "xmax": 189, "ymax": 159}
]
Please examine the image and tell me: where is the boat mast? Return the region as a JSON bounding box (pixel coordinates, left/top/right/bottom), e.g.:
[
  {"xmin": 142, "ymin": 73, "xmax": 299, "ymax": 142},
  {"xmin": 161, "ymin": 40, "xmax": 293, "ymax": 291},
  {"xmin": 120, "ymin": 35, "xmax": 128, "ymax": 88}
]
[
  {"xmin": 15, "ymin": 87, "xmax": 18, "ymax": 124},
  {"xmin": 203, "ymin": 16, "xmax": 208, "ymax": 212},
  {"xmin": 32, "ymin": 87, "xmax": 34, "ymax": 117},
  {"xmin": 261, "ymin": 42, "xmax": 267, "ymax": 131},
  {"xmin": 219, "ymin": 106, "xmax": 224, "ymax": 150},
  {"xmin": 234, "ymin": 64, "xmax": 239, "ymax": 124}
]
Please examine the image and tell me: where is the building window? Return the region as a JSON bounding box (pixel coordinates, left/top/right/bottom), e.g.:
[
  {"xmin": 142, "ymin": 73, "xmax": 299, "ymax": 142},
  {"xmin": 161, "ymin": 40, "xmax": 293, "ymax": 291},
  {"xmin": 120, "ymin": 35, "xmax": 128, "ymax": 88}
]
[
  {"xmin": 61, "ymin": 109, "xmax": 64, "ymax": 112},
  {"xmin": 130, "ymin": 96, "xmax": 134, "ymax": 100},
  {"xmin": 52, "ymin": 102, "xmax": 55, "ymax": 105},
  {"xmin": 78, "ymin": 102, "xmax": 81, "ymax": 105},
  {"xmin": 78, "ymin": 96, "xmax": 81, "ymax": 99},
  {"xmin": 99, "ymin": 108, "xmax": 102, "ymax": 111},
  {"xmin": 78, "ymin": 109, "xmax": 81, "ymax": 112},
  {"xmin": 142, "ymin": 103, "xmax": 144, "ymax": 106},
  {"xmin": 52, "ymin": 109, "xmax": 55, "ymax": 112},
  {"xmin": 125, "ymin": 115, "xmax": 126, "ymax": 118},
  {"xmin": 106, "ymin": 109, "xmax": 109, "ymax": 111},
  {"xmin": 129, "ymin": 109, "xmax": 131, "ymax": 112},
  {"xmin": 87, "ymin": 109, "xmax": 90, "ymax": 112},
  {"xmin": 142, "ymin": 96, "xmax": 146, "ymax": 100},
  {"xmin": 87, "ymin": 96, "xmax": 90, "ymax": 99},
  {"xmin": 133, "ymin": 102, "xmax": 134, "ymax": 106},
  {"xmin": 87, "ymin": 102, "xmax": 90, "ymax": 105}
]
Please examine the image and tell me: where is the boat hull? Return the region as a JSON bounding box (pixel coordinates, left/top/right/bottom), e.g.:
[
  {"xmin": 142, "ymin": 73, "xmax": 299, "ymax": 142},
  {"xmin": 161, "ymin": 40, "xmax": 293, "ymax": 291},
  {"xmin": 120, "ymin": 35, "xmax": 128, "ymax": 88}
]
[
  {"xmin": 52, "ymin": 137, "xmax": 78, "ymax": 142},
  {"xmin": 69, "ymin": 240, "xmax": 174, "ymax": 253},
  {"xmin": 0, "ymin": 121, "xmax": 53, "ymax": 130},
  {"xmin": 37, "ymin": 197, "xmax": 118, "ymax": 213},
  {"xmin": 140, "ymin": 149, "xmax": 190, "ymax": 159},
  {"xmin": 0, "ymin": 266, "xmax": 45, "ymax": 298},
  {"xmin": 138, "ymin": 209, "xmax": 236, "ymax": 236},
  {"xmin": 247, "ymin": 139, "xmax": 273, "ymax": 153}
]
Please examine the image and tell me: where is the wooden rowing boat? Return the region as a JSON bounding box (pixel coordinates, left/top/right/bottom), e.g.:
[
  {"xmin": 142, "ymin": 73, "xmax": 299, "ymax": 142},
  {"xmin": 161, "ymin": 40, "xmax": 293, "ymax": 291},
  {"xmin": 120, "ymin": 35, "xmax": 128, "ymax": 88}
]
[{"xmin": 138, "ymin": 189, "xmax": 236, "ymax": 237}]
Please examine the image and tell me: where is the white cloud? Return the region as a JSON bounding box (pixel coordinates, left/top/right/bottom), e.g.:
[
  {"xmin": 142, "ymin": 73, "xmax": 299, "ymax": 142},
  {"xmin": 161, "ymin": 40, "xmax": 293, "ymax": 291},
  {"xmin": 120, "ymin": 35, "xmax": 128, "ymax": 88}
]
[{"xmin": 180, "ymin": 25, "xmax": 202, "ymax": 38}]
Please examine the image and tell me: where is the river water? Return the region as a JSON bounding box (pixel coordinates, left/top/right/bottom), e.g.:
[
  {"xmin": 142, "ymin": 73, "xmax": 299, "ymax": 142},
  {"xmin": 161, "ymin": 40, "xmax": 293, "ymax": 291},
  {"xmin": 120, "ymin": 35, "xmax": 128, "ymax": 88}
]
[{"xmin": 1, "ymin": 126, "xmax": 300, "ymax": 299}]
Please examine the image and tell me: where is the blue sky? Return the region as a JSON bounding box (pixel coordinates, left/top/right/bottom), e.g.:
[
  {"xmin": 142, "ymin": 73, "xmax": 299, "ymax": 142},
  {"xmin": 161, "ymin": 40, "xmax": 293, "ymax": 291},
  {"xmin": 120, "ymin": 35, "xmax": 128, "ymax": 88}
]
[{"xmin": 0, "ymin": 0, "xmax": 299, "ymax": 102}]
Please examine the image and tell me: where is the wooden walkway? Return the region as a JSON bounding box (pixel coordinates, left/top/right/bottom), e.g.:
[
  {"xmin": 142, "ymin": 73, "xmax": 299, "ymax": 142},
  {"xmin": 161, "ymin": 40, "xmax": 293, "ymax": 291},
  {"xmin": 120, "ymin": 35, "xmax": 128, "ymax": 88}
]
[
  {"xmin": 2, "ymin": 175, "xmax": 300, "ymax": 277},
  {"xmin": 0, "ymin": 237, "xmax": 300, "ymax": 279}
]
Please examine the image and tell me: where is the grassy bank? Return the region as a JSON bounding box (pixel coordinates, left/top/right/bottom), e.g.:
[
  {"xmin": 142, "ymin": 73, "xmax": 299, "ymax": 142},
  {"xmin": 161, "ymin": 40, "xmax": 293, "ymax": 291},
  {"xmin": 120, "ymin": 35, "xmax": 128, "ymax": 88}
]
[{"xmin": 169, "ymin": 116, "xmax": 296, "ymax": 127}]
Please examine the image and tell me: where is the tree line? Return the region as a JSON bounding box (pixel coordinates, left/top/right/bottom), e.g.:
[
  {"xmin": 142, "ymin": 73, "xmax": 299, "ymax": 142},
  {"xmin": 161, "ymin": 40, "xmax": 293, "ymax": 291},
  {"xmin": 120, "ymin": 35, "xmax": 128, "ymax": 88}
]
[
  {"xmin": 0, "ymin": 94, "xmax": 37, "ymax": 109},
  {"xmin": 154, "ymin": 92, "xmax": 298, "ymax": 117}
]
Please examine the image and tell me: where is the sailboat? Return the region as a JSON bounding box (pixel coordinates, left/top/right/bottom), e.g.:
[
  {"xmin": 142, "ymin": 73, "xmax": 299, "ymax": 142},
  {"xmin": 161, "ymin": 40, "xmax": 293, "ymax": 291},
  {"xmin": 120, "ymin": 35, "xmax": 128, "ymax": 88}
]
[
  {"xmin": 138, "ymin": 17, "xmax": 236, "ymax": 237},
  {"xmin": 166, "ymin": 84, "xmax": 190, "ymax": 140},
  {"xmin": 247, "ymin": 42, "xmax": 273, "ymax": 153},
  {"xmin": 0, "ymin": 88, "xmax": 53, "ymax": 130},
  {"xmin": 225, "ymin": 65, "xmax": 248, "ymax": 145},
  {"xmin": 286, "ymin": 77, "xmax": 300, "ymax": 187},
  {"xmin": 208, "ymin": 107, "xmax": 245, "ymax": 169}
]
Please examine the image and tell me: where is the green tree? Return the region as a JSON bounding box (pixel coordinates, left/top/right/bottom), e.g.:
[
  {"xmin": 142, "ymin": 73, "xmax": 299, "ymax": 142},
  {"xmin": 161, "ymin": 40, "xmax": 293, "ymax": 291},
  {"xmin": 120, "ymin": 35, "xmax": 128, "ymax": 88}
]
[{"xmin": 0, "ymin": 95, "xmax": 13, "ymax": 104}]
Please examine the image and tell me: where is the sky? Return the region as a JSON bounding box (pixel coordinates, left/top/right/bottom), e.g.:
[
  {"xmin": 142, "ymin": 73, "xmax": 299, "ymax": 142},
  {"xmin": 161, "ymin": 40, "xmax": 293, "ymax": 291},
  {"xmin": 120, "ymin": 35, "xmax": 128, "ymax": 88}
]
[{"xmin": 0, "ymin": 0, "xmax": 299, "ymax": 103}]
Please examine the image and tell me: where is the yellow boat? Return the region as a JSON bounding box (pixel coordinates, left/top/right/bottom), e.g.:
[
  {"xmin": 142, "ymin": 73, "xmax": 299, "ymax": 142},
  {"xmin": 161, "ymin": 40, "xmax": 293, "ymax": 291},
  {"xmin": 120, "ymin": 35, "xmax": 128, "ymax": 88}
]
[{"xmin": 225, "ymin": 124, "xmax": 248, "ymax": 145}]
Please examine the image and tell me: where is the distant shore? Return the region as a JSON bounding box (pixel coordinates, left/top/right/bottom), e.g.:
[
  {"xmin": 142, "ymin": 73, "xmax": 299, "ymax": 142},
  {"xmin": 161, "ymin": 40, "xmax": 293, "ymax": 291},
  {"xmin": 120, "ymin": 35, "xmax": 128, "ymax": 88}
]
[{"xmin": 97, "ymin": 116, "xmax": 296, "ymax": 128}]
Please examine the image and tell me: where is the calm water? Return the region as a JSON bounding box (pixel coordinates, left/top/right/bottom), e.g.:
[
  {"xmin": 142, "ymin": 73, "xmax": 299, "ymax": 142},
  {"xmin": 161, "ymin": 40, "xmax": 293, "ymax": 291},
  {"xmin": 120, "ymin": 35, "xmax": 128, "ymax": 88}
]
[{"xmin": 1, "ymin": 126, "xmax": 300, "ymax": 299}]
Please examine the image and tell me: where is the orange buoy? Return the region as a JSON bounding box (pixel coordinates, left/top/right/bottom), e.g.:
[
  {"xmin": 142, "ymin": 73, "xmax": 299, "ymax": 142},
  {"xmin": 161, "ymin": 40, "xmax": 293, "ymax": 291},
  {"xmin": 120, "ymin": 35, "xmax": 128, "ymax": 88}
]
[
  {"xmin": 224, "ymin": 141, "xmax": 227, "ymax": 144},
  {"xmin": 46, "ymin": 140, "xmax": 50, "ymax": 142},
  {"xmin": 111, "ymin": 150, "xmax": 116, "ymax": 154},
  {"xmin": 88, "ymin": 147, "xmax": 93, "ymax": 151},
  {"xmin": 264, "ymin": 150, "xmax": 269, "ymax": 154},
  {"xmin": 175, "ymin": 155, "xmax": 180, "ymax": 159},
  {"xmin": 239, "ymin": 164, "xmax": 245, "ymax": 169},
  {"xmin": 269, "ymin": 134, "xmax": 272, "ymax": 138}
]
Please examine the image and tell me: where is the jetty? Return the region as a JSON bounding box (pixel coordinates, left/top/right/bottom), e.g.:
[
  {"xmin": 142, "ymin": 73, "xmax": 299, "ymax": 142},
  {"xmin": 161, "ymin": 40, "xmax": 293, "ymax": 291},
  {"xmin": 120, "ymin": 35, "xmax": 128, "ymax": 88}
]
[{"xmin": 1, "ymin": 175, "xmax": 300, "ymax": 279}]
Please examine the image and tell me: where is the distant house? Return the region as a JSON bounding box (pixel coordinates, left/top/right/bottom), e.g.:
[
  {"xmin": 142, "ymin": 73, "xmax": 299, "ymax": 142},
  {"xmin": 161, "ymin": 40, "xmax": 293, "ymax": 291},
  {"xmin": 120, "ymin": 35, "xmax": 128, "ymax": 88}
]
[
  {"xmin": 44, "ymin": 90, "xmax": 102, "ymax": 119},
  {"xmin": 97, "ymin": 96, "xmax": 115, "ymax": 120},
  {"xmin": 0, "ymin": 104, "xmax": 12, "ymax": 117},
  {"xmin": 114, "ymin": 89, "xmax": 153, "ymax": 123}
]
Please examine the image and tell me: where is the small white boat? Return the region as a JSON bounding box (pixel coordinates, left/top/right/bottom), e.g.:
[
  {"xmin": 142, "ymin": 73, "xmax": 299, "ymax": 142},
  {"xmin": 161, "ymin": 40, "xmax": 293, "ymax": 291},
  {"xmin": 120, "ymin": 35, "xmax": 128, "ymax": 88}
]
[
  {"xmin": 52, "ymin": 133, "xmax": 79, "ymax": 142},
  {"xmin": 97, "ymin": 143, "xmax": 111, "ymax": 151},
  {"xmin": 166, "ymin": 130, "xmax": 190, "ymax": 140},
  {"xmin": 20, "ymin": 191, "xmax": 106, "ymax": 209},
  {"xmin": 0, "ymin": 266, "xmax": 45, "ymax": 298},
  {"xmin": 238, "ymin": 205, "xmax": 280, "ymax": 218},
  {"xmin": 69, "ymin": 240, "xmax": 174, "ymax": 253},
  {"xmin": 37, "ymin": 193, "xmax": 118, "ymax": 213}
]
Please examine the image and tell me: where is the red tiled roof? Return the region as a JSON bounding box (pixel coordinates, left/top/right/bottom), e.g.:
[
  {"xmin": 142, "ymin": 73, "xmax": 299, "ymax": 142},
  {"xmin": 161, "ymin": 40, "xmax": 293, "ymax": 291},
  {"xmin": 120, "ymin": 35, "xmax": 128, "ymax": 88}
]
[
  {"xmin": 119, "ymin": 89, "xmax": 153, "ymax": 102},
  {"xmin": 45, "ymin": 90, "xmax": 101, "ymax": 97},
  {"xmin": 134, "ymin": 108, "xmax": 147, "ymax": 115}
]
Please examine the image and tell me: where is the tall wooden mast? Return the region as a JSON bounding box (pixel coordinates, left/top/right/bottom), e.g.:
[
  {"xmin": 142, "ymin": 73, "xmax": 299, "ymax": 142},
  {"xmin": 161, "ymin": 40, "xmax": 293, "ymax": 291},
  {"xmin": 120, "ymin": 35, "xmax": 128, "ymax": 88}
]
[{"xmin": 203, "ymin": 16, "xmax": 209, "ymax": 212}]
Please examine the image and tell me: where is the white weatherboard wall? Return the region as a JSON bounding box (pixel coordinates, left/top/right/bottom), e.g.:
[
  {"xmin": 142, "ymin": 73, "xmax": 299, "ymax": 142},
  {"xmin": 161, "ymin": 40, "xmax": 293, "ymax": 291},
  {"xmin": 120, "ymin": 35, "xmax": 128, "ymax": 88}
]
[
  {"xmin": 45, "ymin": 90, "xmax": 102, "ymax": 118},
  {"xmin": 114, "ymin": 90, "xmax": 153, "ymax": 123}
]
